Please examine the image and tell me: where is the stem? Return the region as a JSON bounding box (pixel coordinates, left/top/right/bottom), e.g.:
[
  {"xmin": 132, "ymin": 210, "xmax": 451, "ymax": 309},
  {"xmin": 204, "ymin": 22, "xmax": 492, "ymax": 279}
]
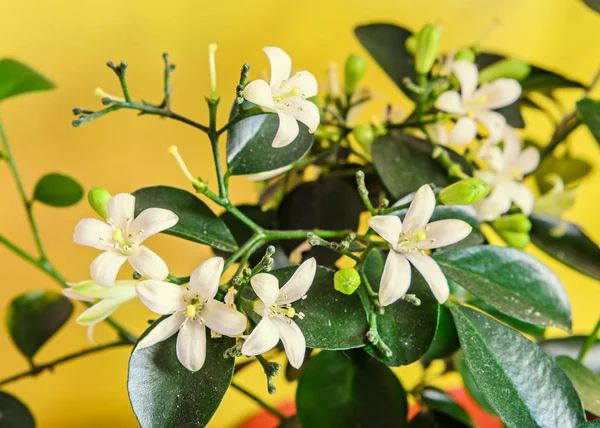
[
  {"xmin": 265, "ymin": 229, "xmax": 350, "ymax": 240},
  {"xmin": 206, "ymin": 98, "xmax": 227, "ymax": 199},
  {"xmin": 0, "ymin": 340, "xmax": 130, "ymax": 387},
  {"xmin": 578, "ymin": 313, "xmax": 600, "ymax": 362},
  {"xmin": 223, "ymin": 234, "xmax": 265, "ymax": 272},
  {"xmin": 230, "ymin": 382, "xmax": 286, "ymax": 422}
]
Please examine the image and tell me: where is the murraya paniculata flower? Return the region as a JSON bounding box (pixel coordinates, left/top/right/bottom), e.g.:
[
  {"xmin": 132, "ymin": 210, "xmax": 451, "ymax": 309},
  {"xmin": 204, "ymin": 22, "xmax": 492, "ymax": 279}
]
[
  {"xmin": 243, "ymin": 47, "xmax": 320, "ymax": 148},
  {"xmin": 73, "ymin": 193, "xmax": 178, "ymax": 287},
  {"xmin": 134, "ymin": 257, "xmax": 247, "ymax": 372},
  {"xmin": 368, "ymin": 185, "xmax": 472, "ymax": 306},
  {"xmin": 242, "ymin": 258, "xmax": 316, "ymax": 369}
]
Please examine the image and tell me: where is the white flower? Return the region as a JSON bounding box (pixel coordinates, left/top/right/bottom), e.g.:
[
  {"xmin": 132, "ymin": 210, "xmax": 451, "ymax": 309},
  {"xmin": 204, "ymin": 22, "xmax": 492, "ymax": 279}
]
[
  {"xmin": 134, "ymin": 257, "xmax": 247, "ymax": 372},
  {"xmin": 241, "ymin": 258, "xmax": 316, "ymax": 369},
  {"xmin": 368, "ymin": 185, "xmax": 472, "ymax": 306},
  {"xmin": 243, "ymin": 47, "xmax": 320, "ymax": 148},
  {"xmin": 63, "ymin": 280, "xmax": 138, "ymax": 342},
  {"xmin": 473, "ymin": 127, "xmax": 540, "ymax": 221},
  {"xmin": 435, "ymin": 60, "xmax": 521, "ymax": 145},
  {"xmin": 426, "ymin": 123, "xmax": 450, "ymax": 146},
  {"xmin": 73, "ymin": 193, "xmax": 178, "ymax": 287}
]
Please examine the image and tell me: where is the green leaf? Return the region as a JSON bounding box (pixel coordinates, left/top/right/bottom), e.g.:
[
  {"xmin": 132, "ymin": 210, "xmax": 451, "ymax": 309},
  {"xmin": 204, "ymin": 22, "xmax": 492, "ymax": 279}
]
[
  {"xmin": 421, "ymin": 387, "xmax": 474, "ymax": 427},
  {"xmin": 422, "ymin": 305, "xmax": 460, "ymax": 361},
  {"xmin": 33, "ymin": 173, "xmax": 83, "ymax": 207},
  {"xmin": 580, "ymin": 421, "xmax": 600, "ymax": 427},
  {"xmin": 577, "ymin": 98, "xmax": 600, "ymax": 144},
  {"xmin": 408, "ymin": 410, "xmax": 470, "ymax": 428},
  {"xmin": 454, "ymin": 351, "xmax": 496, "ymax": 415},
  {"xmin": 535, "ymin": 155, "xmax": 592, "ymax": 193},
  {"xmin": 582, "ymin": 0, "xmax": 600, "ymax": 13},
  {"xmin": 540, "ymin": 336, "xmax": 600, "ymax": 375},
  {"xmin": 469, "ymin": 298, "xmax": 545, "ymax": 337},
  {"xmin": 363, "ymin": 250, "xmax": 438, "ymax": 366},
  {"xmin": 451, "ymin": 305, "xmax": 585, "ymax": 427},
  {"xmin": 556, "ymin": 356, "xmax": 600, "ymax": 416},
  {"xmin": 226, "ymin": 113, "xmax": 313, "ymax": 176},
  {"xmin": 496, "ymin": 103, "xmax": 525, "ymax": 128},
  {"xmin": 530, "ymin": 214, "xmax": 600, "ymax": 281},
  {"xmin": 522, "ymin": 65, "xmax": 586, "ymax": 93},
  {"xmin": 434, "ymin": 245, "xmax": 572, "ymax": 330},
  {"xmin": 128, "ymin": 318, "xmax": 234, "ymax": 428},
  {"xmin": 0, "ymin": 392, "xmax": 35, "ymax": 428},
  {"xmin": 0, "ymin": 58, "xmax": 55, "ymax": 103},
  {"xmin": 6, "ymin": 290, "xmax": 73, "ymax": 360},
  {"xmin": 133, "ymin": 186, "xmax": 237, "ymax": 252},
  {"xmin": 296, "ymin": 350, "xmax": 408, "ymax": 428}
]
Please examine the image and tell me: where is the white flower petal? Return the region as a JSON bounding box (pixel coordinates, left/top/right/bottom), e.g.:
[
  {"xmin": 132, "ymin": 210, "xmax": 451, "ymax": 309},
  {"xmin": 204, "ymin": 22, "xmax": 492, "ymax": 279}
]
[
  {"xmin": 404, "ymin": 252, "xmax": 449, "ymax": 304},
  {"xmin": 403, "ymin": 185, "xmax": 436, "ymax": 236},
  {"xmin": 202, "ymin": 299, "xmax": 247, "ymax": 336},
  {"xmin": 67, "ymin": 280, "xmax": 138, "ymax": 300},
  {"xmin": 507, "ymin": 182, "xmax": 535, "ymax": 215},
  {"xmin": 176, "ymin": 320, "xmax": 206, "ymax": 372},
  {"xmin": 434, "ymin": 91, "xmax": 465, "ymax": 114},
  {"xmin": 189, "ymin": 257, "xmax": 224, "ymax": 299},
  {"xmin": 130, "ymin": 208, "xmax": 178, "ymax": 244},
  {"xmin": 244, "ymin": 165, "xmax": 292, "ymax": 182},
  {"xmin": 453, "ymin": 60, "xmax": 479, "ymax": 101},
  {"xmin": 473, "ymin": 186, "xmax": 512, "ymax": 221},
  {"xmin": 272, "ymin": 111, "xmax": 299, "ymax": 148},
  {"xmin": 449, "ymin": 117, "xmax": 477, "ymax": 145},
  {"xmin": 278, "ymin": 258, "xmax": 317, "ymax": 305},
  {"xmin": 136, "ymin": 280, "xmax": 185, "ymax": 315},
  {"xmin": 241, "ymin": 317, "xmax": 280, "ymax": 356},
  {"xmin": 63, "ymin": 287, "xmax": 95, "ymax": 303},
  {"xmin": 475, "ymin": 78, "xmax": 522, "ymax": 110},
  {"xmin": 90, "ymin": 251, "xmax": 128, "ymax": 287},
  {"xmin": 479, "ymin": 146, "xmax": 505, "ymax": 173},
  {"xmin": 136, "ymin": 313, "xmax": 185, "ymax": 350},
  {"xmin": 76, "ymin": 294, "xmax": 133, "ymax": 326},
  {"xmin": 283, "ymin": 97, "xmax": 320, "ymax": 133},
  {"xmin": 378, "ymin": 251, "xmax": 411, "ymax": 307},
  {"xmin": 250, "ymin": 273, "xmax": 280, "ymax": 307},
  {"xmin": 517, "ymin": 147, "xmax": 540, "ymax": 175},
  {"xmin": 418, "ymin": 220, "xmax": 472, "ymax": 250},
  {"xmin": 282, "ymin": 70, "xmax": 318, "ymax": 98},
  {"xmin": 476, "ymin": 111, "xmax": 507, "ymax": 145},
  {"xmin": 427, "ymin": 123, "xmax": 449, "ymax": 146},
  {"xmin": 502, "ymin": 126, "xmax": 522, "ymax": 164},
  {"xmin": 368, "ymin": 215, "xmax": 403, "ymax": 248},
  {"xmin": 73, "ymin": 218, "xmax": 114, "ymax": 251},
  {"xmin": 264, "ymin": 47, "xmax": 292, "ymax": 90},
  {"xmin": 128, "ymin": 245, "xmax": 169, "ymax": 281},
  {"xmin": 243, "ymin": 80, "xmax": 276, "ymax": 110},
  {"xmin": 106, "ymin": 193, "xmax": 135, "ymax": 230},
  {"xmin": 271, "ymin": 316, "xmax": 306, "ymax": 369}
]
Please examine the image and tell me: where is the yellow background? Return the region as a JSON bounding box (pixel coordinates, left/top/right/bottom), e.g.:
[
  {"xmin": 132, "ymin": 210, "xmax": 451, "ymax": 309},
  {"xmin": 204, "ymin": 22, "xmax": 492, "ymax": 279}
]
[{"xmin": 1, "ymin": 0, "xmax": 599, "ymax": 426}]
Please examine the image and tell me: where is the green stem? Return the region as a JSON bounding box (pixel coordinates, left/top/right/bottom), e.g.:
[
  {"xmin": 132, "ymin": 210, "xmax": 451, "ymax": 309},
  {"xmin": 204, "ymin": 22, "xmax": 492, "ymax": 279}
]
[
  {"xmin": 265, "ymin": 229, "xmax": 350, "ymax": 240},
  {"xmin": 578, "ymin": 313, "xmax": 600, "ymax": 362},
  {"xmin": 230, "ymin": 382, "xmax": 286, "ymax": 422},
  {"xmin": 223, "ymin": 234, "xmax": 265, "ymax": 272},
  {"xmin": 206, "ymin": 97, "xmax": 228, "ymax": 199}
]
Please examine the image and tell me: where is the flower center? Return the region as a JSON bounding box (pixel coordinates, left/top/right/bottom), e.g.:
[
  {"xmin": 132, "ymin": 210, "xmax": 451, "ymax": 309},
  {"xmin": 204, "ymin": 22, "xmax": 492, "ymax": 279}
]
[
  {"xmin": 184, "ymin": 297, "xmax": 206, "ymax": 322},
  {"xmin": 397, "ymin": 227, "xmax": 435, "ymax": 252},
  {"xmin": 268, "ymin": 302, "xmax": 305, "ymax": 324},
  {"xmin": 110, "ymin": 227, "xmax": 138, "ymax": 255},
  {"xmin": 274, "ymin": 86, "xmax": 300, "ymax": 103}
]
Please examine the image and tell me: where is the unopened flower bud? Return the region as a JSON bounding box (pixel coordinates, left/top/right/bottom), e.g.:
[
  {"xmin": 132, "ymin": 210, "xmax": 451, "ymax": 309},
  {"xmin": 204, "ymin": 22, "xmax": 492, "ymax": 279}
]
[
  {"xmin": 453, "ymin": 48, "xmax": 476, "ymax": 63},
  {"xmin": 492, "ymin": 213, "xmax": 532, "ymax": 233},
  {"xmin": 344, "ymin": 54, "xmax": 366, "ymax": 95},
  {"xmin": 438, "ymin": 178, "xmax": 489, "ymax": 205},
  {"xmin": 334, "ymin": 268, "xmax": 361, "ymax": 295},
  {"xmin": 415, "ymin": 24, "xmax": 442, "ymax": 74},
  {"xmin": 353, "ymin": 123, "xmax": 375, "ymax": 153},
  {"xmin": 88, "ymin": 187, "xmax": 111, "ymax": 219},
  {"xmin": 478, "ymin": 58, "xmax": 531, "ymax": 84},
  {"xmin": 495, "ymin": 229, "xmax": 530, "ymax": 249},
  {"xmin": 405, "ymin": 35, "xmax": 417, "ymax": 55}
]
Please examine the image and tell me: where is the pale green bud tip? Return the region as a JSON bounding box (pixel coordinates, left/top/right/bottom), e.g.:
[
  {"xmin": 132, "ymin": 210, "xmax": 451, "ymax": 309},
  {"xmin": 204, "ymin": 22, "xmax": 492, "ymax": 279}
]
[
  {"xmin": 453, "ymin": 48, "xmax": 476, "ymax": 63},
  {"xmin": 495, "ymin": 229, "xmax": 530, "ymax": 249},
  {"xmin": 88, "ymin": 187, "xmax": 111, "ymax": 219},
  {"xmin": 334, "ymin": 268, "xmax": 361, "ymax": 295},
  {"xmin": 405, "ymin": 35, "xmax": 417, "ymax": 55},
  {"xmin": 438, "ymin": 178, "xmax": 489, "ymax": 205},
  {"xmin": 415, "ymin": 24, "xmax": 442, "ymax": 74},
  {"xmin": 479, "ymin": 58, "xmax": 531, "ymax": 84},
  {"xmin": 353, "ymin": 123, "xmax": 375, "ymax": 152},
  {"xmin": 344, "ymin": 54, "xmax": 366, "ymax": 94},
  {"xmin": 491, "ymin": 213, "xmax": 532, "ymax": 233}
]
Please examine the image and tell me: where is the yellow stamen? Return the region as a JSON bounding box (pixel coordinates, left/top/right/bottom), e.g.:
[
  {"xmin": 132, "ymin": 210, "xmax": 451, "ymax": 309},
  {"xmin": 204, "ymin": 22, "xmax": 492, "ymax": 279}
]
[
  {"xmin": 416, "ymin": 230, "xmax": 427, "ymax": 242},
  {"xmin": 187, "ymin": 304, "xmax": 197, "ymax": 319},
  {"xmin": 274, "ymin": 86, "xmax": 301, "ymax": 102}
]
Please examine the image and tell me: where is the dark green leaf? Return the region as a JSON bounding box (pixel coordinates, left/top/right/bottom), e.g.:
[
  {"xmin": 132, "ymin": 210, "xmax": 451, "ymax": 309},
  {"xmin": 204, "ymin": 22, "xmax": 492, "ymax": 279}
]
[
  {"xmin": 408, "ymin": 410, "xmax": 470, "ymax": 428},
  {"xmin": 540, "ymin": 336, "xmax": 600, "ymax": 375},
  {"xmin": 0, "ymin": 392, "xmax": 35, "ymax": 428},
  {"xmin": 363, "ymin": 250, "xmax": 438, "ymax": 366},
  {"xmin": 421, "ymin": 387, "xmax": 473, "ymax": 427},
  {"xmin": 530, "ymin": 214, "xmax": 600, "ymax": 281},
  {"xmin": 434, "ymin": 245, "xmax": 572, "ymax": 330},
  {"xmin": 580, "ymin": 421, "xmax": 600, "ymax": 427},
  {"xmin": 226, "ymin": 113, "xmax": 313, "ymax": 176},
  {"xmin": 535, "ymin": 155, "xmax": 592, "ymax": 193},
  {"xmin": 496, "ymin": 103, "xmax": 525, "ymax": 128},
  {"xmin": 556, "ymin": 356, "xmax": 600, "ymax": 416},
  {"xmin": 6, "ymin": 290, "xmax": 73, "ymax": 360},
  {"xmin": 422, "ymin": 305, "xmax": 460, "ymax": 361},
  {"xmin": 133, "ymin": 186, "xmax": 237, "ymax": 252},
  {"xmin": 128, "ymin": 318, "xmax": 234, "ymax": 428},
  {"xmin": 582, "ymin": 0, "xmax": 600, "ymax": 13},
  {"xmin": 451, "ymin": 305, "xmax": 585, "ymax": 427},
  {"xmin": 33, "ymin": 173, "xmax": 83, "ymax": 207},
  {"xmin": 296, "ymin": 350, "xmax": 408, "ymax": 428},
  {"xmin": 577, "ymin": 98, "xmax": 600, "ymax": 144},
  {"xmin": 469, "ymin": 298, "xmax": 545, "ymax": 337},
  {"xmin": 454, "ymin": 351, "xmax": 496, "ymax": 415},
  {"xmin": 0, "ymin": 58, "xmax": 55, "ymax": 103}
]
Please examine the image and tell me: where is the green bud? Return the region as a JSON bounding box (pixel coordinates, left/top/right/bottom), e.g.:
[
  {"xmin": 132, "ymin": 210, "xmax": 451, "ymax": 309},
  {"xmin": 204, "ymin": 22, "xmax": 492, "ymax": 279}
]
[
  {"xmin": 453, "ymin": 48, "xmax": 476, "ymax": 63},
  {"xmin": 87, "ymin": 187, "xmax": 111, "ymax": 219},
  {"xmin": 334, "ymin": 268, "xmax": 361, "ymax": 295},
  {"xmin": 495, "ymin": 229, "xmax": 530, "ymax": 249},
  {"xmin": 491, "ymin": 213, "xmax": 532, "ymax": 233},
  {"xmin": 405, "ymin": 35, "xmax": 417, "ymax": 55},
  {"xmin": 353, "ymin": 123, "xmax": 375, "ymax": 153},
  {"xmin": 344, "ymin": 54, "xmax": 366, "ymax": 95},
  {"xmin": 478, "ymin": 58, "xmax": 531, "ymax": 84},
  {"xmin": 415, "ymin": 24, "xmax": 442, "ymax": 74},
  {"xmin": 438, "ymin": 178, "xmax": 489, "ymax": 205}
]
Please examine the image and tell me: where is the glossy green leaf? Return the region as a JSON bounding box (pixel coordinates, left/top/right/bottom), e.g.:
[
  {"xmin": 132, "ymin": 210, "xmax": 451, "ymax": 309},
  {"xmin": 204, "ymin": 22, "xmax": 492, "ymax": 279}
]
[
  {"xmin": 496, "ymin": 103, "xmax": 525, "ymax": 128},
  {"xmin": 577, "ymin": 98, "xmax": 600, "ymax": 144},
  {"xmin": 582, "ymin": 0, "xmax": 600, "ymax": 13},
  {"xmin": 530, "ymin": 214, "xmax": 600, "ymax": 281},
  {"xmin": 469, "ymin": 298, "xmax": 545, "ymax": 337},
  {"xmin": 226, "ymin": 113, "xmax": 313, "ymax": 175},
  {"xmin": 434, "ymin": 245, "xmax": 572, "ymax": 330},
  {"xmin": 422, "ymin": 305, "xmax": 460, "ymax": 361},
  {"xmin": 296, "ymin": 350, "xmax": 408, "ymax": 428},
  {"xmin": 0, "ymin": 392, "xmax": 35, "ymax": 428},
  {"xmin": 363, "ymin": 250, "xmax": 438, "ymax": 366},
  {"xmin": 133, "ymin": 186, "xmax": 237, "ymax": 252},
  {"xmin": 556, "ymin": 356, "xmax": 600, "ymax": 416},
  {"xmin": 454, "ymin": 351, "xmax": 496, "ymax": 415},
  {"xmin": 6, "ymin": 290, "xmax": 73, "ymax": 360},
  {"xmin": 128, "ymin": 318, "xmax": 235, "ymax": 428},
  {"xmin": 535, "ymin": 155, "xmax": 592, "ymax": 194},
  {"xmin": 408, "ymin": 410, "xmax": 470, "ymax": 428},
  {"xmin": 580, "ymin": 421, "xmax": 600, "ymax": 427},
  {"xmin": 33, "ymin": 173, "xmax": 83, "ymax": 207},
  {"xmin": 522, "ymin": 65, "xmax": 586, "ymax": 92},
  {"xmin": 0, "ymin": 58, "xmax": 55, "ymax": 102},
  {"xmin": 421, "ymin": 387, "xmax": 473, "ymax": 427},
  {"xmin": 451, "ymin": 305, "xmax": 585, "ymax": 427},
  {"xmin": 540, "ymin": 336, "xmax": 600, "ymax": 375}
]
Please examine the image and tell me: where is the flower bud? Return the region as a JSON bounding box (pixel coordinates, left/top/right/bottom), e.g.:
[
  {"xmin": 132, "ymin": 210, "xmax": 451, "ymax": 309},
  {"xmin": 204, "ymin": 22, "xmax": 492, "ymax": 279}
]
[
  {"xmin": 415, "ymin": 24, "xmax": 442, "ymax": 74},
  {"xmin": 334, "ymin": 268, "xmax": 361, "ymax": 295},
  {"xmin": 491, "ymin": 213, "xmax": 532, "ymax": 233},
  {"xmin": 353, "ymin": 123, "xmax": 375, "ymax": 153},
  {"xmin": 495, "ymin": 230, "xmax": 530, "ymax": 249},
  {"xmin": 88, "ymin": 187, "xmax": 111, "ymax": 219},
  {"xmin": 478, "ymin": 58, "xmax": 531, "ymax": 84},
  {"xmin": 344, "ymin": 54, "xmax": 366, "ymax": 95},
  {"xmin": 438, "ymin": 178, "xmax": 489, "ymax": 205},
  {"xmin": 405, "ymin": 35, "xmax": 417, "ymax": 55},
  {"xmin": 453, "ymin": 48, "xmax": 476, "ymax": 63}
]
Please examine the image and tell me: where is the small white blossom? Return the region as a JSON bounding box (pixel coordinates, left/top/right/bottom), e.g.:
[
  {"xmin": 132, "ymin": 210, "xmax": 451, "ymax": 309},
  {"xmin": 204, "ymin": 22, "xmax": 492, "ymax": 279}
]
[
  {"xmin": 134, "ymin": 257, "xmax": 247, "ymax": 372},
  {"xmin": 241, "ymin": 258, "xmax": 316, "ymax": 369},
  {"xmin": 368, "ymin": 185, "xmax": 472, "ymax": 306},
  {"xmin": 73, "ymin": 193, "xmax": 178, "ymax": 287},
  {"xmin": 243, "ymin": 47, "xmax": 320, "ymax": 148}
]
